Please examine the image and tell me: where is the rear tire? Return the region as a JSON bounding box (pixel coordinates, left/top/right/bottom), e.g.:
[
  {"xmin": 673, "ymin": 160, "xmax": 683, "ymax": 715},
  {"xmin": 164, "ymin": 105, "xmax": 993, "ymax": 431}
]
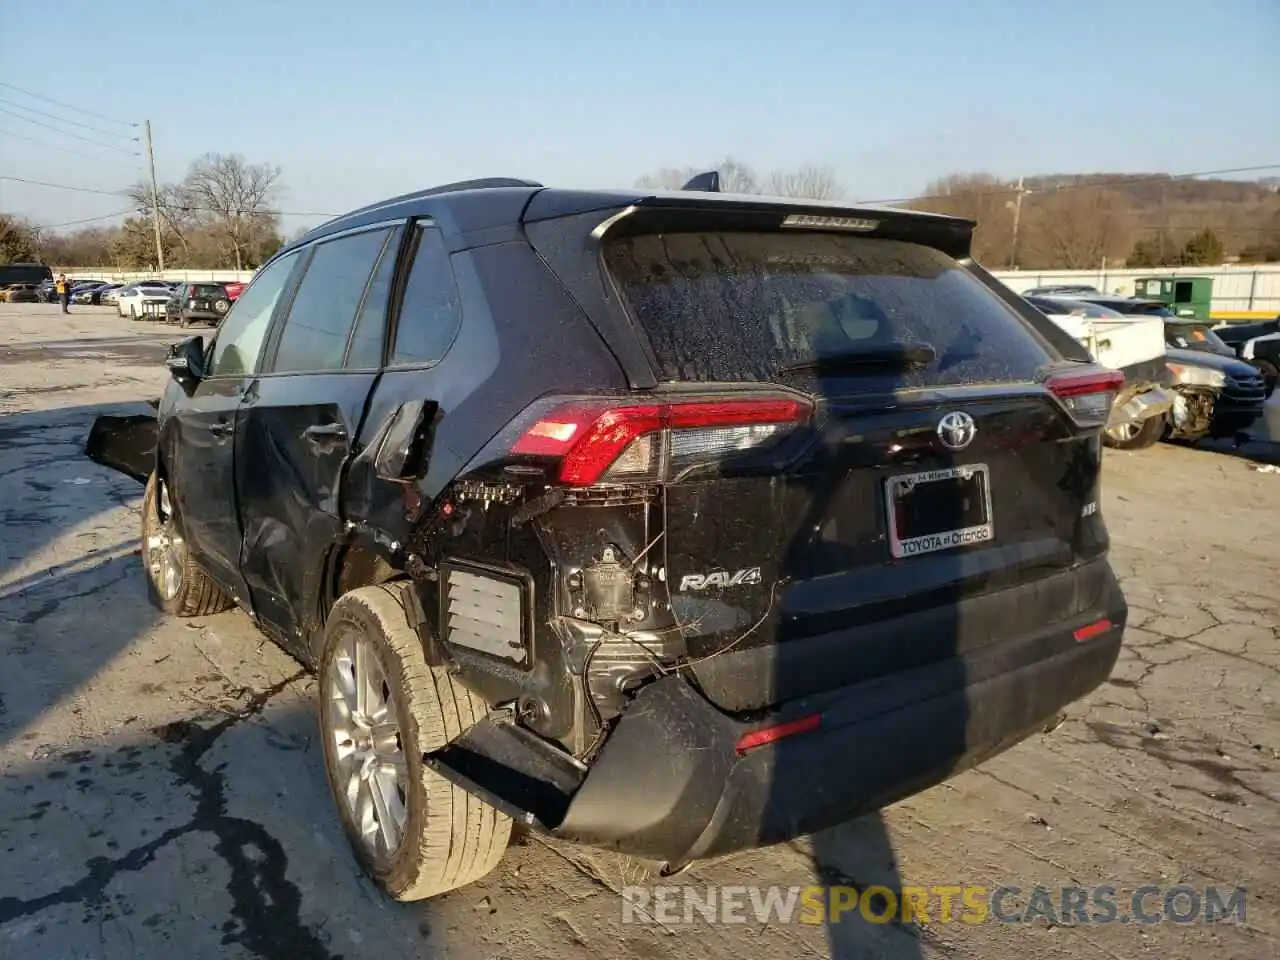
[
  {"xmin": 141, "ymin": 472, "xmax": 234, "ymax": 617},
  {"xmin": 1103, "ymin": 415, "xmax": 1165, "ymax": 450},
  {"xmin": 318, "ymin": 584, "xmax": 511, "ymax": 901}
]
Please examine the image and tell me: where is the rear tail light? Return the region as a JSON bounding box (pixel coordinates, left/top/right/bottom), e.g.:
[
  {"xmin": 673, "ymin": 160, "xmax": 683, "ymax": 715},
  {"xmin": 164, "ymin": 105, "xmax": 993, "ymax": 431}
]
[
  {"xmin": 510, "ymin": 395, "xmax": 811, "ymax": 486},
  {"xmin": 1044, "ymin": 367, "xmax": 1124, "ymax": 428}
]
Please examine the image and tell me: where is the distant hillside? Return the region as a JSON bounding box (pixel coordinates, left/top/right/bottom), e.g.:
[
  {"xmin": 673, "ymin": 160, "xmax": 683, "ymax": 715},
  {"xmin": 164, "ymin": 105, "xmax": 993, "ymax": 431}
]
[{"xmin": 909, "ymin": 172, "xmax": 1280, "ymax": 269}]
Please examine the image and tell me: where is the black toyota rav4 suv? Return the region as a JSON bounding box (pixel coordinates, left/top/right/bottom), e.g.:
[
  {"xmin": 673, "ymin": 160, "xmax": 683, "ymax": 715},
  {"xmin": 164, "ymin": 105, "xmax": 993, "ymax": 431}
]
[{"xmin": 87, "ymin": 177, "xmax": 1127, "ymax": 901}]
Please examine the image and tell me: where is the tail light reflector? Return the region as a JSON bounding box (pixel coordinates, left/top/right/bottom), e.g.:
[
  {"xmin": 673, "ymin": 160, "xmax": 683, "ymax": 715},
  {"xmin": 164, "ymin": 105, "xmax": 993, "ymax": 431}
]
[
  {"xmin": 1044, "ymin": 367, "xmax": 1124, "ymax": 428},
  {"xmin": 735, "ymin": 713, "xmax": 822, "ymax": 755},
  {"xmin": 510, "ymin": 396, "xmax": 811, "ymax": 486}
]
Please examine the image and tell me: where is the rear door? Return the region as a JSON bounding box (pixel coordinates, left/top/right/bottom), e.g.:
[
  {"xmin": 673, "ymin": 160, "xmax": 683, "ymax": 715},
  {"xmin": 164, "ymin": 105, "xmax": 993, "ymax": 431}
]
[
  {"xmin": 234, "ymin": 222, "xmax": 401, "ymax": 646},
  {"xmin": 595, "ymin": 226, "xmax": 1110, "ymax": 708}
]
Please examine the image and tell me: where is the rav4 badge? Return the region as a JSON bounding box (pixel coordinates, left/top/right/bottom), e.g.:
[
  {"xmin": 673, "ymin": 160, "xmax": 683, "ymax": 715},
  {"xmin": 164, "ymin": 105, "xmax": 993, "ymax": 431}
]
[{"xmin": 678, "ymin": 567, "xmax": 763, "ymax": 591}]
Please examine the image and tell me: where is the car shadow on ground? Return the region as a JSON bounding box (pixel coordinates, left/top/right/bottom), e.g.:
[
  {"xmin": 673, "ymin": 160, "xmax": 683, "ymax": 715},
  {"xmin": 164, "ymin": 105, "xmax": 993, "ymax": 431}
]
[{"xmin": 752, "ymin": 363, "xmax": 976, "ymax": 958}]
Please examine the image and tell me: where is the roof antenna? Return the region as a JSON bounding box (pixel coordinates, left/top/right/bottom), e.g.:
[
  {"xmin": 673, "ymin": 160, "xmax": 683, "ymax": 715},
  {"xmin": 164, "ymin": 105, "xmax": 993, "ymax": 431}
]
[{"xmin": 681, "ymin": 170, "xmax": 721, "ymax": 193}]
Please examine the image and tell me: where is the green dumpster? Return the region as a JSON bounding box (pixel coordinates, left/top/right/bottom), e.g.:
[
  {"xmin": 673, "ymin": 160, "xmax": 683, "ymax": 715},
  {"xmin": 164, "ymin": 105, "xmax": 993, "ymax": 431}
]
[{"xmin": 1133, "ymin": 276, "xmax": 1213, "ymax": 321}]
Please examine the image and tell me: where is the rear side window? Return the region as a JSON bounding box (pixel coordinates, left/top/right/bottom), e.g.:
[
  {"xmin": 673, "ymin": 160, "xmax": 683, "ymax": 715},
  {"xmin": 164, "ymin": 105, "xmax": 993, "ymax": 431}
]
[
  {"xmin": 603, "ymin": 232, "xmax": 1053, "ymax": 391},
  {"xmin": 270, "ymin": 227, "xmax": 391, "ymax": 374},
  {"xmin": 389, "ymin": 225, "xmax": 461, "ymax": 367}
]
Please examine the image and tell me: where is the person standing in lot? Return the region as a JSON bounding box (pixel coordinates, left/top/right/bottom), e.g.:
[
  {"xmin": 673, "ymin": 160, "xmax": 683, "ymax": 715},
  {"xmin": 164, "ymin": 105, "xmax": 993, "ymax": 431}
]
[{"xmin": 56, "ymin": 274, "xmax": 70, "ymax": 313}]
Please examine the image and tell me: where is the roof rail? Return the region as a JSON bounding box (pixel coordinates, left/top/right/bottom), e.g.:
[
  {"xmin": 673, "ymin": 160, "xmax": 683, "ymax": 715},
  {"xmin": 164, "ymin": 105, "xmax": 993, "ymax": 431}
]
[
  {"xmin": 419, "ymin": 177, "xmax": 544, "ymax": 197},
  {"xmin": 319, "ymin": 178, "xmax": 545, "ymax": 229},
  {"xmin": 681, "ymin": 170, "xmax": 721, "ymax": 193}
]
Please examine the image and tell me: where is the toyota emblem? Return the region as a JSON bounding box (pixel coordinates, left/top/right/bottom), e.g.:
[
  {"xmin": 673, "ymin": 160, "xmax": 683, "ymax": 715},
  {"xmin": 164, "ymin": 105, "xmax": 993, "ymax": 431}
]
[{"xmin": 937, "ymin": 411, "xmax": 976, "ymax": 451}]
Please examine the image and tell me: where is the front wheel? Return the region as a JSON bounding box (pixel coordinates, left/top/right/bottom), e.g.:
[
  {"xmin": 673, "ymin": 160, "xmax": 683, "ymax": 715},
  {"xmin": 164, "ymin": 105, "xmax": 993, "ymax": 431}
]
[
  {"xmin": 1103, "ymin": 415, "xmax": 1165, "ymax": 450},
  {"xmin": 141, "ymin": 472, "xmax": 234, "ymax": 616},
  {"xmin": 319, "ymin": 584, "xmax": 511, "ymax": 901}
]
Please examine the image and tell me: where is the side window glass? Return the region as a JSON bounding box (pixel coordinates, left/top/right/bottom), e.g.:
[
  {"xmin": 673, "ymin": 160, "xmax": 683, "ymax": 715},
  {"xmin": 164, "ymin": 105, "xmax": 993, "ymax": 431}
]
[
  {"xmin": 271, "ymin": 228, "xmax": 391, "ymax": 374},
  {"xmin": 344, "ymin": 228, "xmax": 401, "ymax": 369},
  {"xmin": 389, "ymin": 225, "xmax": 461, "ymax": 367},
  {"xmin": 207, "ymin": 252, "xmax": 300, "ymax": 378}
]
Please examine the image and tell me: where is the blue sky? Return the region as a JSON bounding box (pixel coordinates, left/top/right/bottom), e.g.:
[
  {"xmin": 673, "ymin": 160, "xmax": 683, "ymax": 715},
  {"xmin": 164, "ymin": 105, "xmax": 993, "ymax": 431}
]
[{"xmin": 2, "ymin": 0, "xmax": 1277, "ymax": 235}]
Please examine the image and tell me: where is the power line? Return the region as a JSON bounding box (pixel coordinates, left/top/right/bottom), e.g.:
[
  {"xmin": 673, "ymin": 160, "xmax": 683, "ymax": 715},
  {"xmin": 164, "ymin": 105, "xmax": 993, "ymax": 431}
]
[
  {"xmin": 0, "ymin": 106, "xmax": 140, "ymax": 155},
  {"xmin": 0, "ymin": 175, "xmax": 127, "ymax": 197},
  {"xmin": 1, "ymin": 175, "xmax": 338, "ymax": 218},
  {"xmin": 0, "ymin": 97, "xmax": 138, "ymax": 142},
  {"xmin": 0, "ymin": 81, "xmax": 137, "ymax": 127},
  {"xmin": 0, "ymin": 128, "xmax": 137, "ymax": 163},
  {"xmin": 860, "ymin": 164, "xmax": 1280, "ymax": 206},
  {"xmin": 36, "ymin": 210, "xmax": 133, "ymax": 229}
]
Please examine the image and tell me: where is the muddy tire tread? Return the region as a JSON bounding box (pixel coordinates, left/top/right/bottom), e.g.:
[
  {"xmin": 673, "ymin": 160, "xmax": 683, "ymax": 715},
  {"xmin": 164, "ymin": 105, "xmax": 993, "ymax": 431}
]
[{"xmin": 323, "ymin": 583, "xmax": 510, "ymax": 901}]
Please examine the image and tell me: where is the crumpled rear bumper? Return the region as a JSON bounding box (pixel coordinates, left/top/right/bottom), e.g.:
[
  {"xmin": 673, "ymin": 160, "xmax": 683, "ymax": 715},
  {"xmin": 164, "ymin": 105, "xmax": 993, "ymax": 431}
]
[
  {"xmin": 1107, "ymin": 385, "xmax": 1175, "ymax": 429},
  {"xmin": 426, "ymin": 563, "xmax": 1127, "ymax": 866}
]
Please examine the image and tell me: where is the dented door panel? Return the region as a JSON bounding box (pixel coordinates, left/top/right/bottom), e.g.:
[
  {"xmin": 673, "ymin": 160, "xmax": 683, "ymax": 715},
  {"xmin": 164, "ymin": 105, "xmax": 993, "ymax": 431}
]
[
  {"xmin": 161, "ymin": 376, "xmax": 250, "ymax": 600},
  {"xmin": 235, "ymin": 371, "xmax": 379, "ymax": 641}
]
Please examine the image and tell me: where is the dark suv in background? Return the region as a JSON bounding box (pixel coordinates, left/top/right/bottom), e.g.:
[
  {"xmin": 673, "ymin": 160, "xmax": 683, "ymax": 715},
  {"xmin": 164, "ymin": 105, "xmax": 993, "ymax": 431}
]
[
  {"xmin": 88, "ymin": 177, "xmax": 1127, "ymax": 903},
  {"xmin": 165, "ymin": 281, "xmax": 233, "ymax": 327}
]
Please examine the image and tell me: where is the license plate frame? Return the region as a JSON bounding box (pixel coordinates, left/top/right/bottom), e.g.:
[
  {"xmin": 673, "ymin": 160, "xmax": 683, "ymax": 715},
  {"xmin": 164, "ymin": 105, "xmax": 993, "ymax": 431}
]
[{"xmin": 885, "ymin": 463, "xmax": 994, "ymax": 559}]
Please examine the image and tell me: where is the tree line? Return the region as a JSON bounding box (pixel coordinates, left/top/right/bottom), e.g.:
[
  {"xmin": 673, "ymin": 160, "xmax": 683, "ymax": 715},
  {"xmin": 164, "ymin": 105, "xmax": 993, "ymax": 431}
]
[
  {"xmin": 2, "ymin": 152, "xmax": 287, "ymax": 271},
  {"xmin": 5, "ymin": 155, "xmax": 1279, "ymax": 271}
]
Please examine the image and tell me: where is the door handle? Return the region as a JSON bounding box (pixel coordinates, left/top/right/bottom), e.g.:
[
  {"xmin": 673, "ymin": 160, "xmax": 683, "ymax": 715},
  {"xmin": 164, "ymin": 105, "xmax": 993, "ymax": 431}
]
[
  {"xmin": 304, "ymin": 422, "xmax": 347, "ymax": 443},
  {"xmin": 207, "ymin": 421, "xmax": 232, "ymax": 438}
]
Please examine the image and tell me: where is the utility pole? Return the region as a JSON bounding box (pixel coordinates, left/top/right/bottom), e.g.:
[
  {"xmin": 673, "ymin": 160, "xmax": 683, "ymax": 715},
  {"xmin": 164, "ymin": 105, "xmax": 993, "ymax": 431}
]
[
  {"xmin": 143, "ymin": 119, "xmax": 165, "ymax": 272},
  {"xmin": 1008, "ymin": 176, "xmax": 1027, "ymax": 269}
]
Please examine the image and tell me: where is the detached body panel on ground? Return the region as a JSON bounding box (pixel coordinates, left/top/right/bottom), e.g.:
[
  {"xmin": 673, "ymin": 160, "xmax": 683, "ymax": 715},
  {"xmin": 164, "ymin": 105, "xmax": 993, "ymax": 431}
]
[{"xmin": 86, "ymin": 180, "xmax": 1129, "ymax": 895}]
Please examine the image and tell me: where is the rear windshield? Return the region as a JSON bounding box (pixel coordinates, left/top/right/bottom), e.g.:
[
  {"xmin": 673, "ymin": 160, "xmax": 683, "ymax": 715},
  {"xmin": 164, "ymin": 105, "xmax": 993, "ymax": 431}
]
[
  {"xmin": 189, "ymin": 284, "xmax": 225, "ymax": 297},
  {"xmin": 603, "ymin": 232, "xmax": 1052, "ymax": 390}
]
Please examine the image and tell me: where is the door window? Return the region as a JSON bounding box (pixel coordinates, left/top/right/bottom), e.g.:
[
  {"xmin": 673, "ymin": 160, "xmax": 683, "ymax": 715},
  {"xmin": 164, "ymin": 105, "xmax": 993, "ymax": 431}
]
[
  {"xmin": 344, "ymin": 230, "xmax": 401, "ymax": 369},
  {"xmin": 389, "ymin": 224, "xmax": 462, "ymax": 367},
  {"xmin": 270, "ymin": 227, "xmax": 392, "ymax": 374},
  {"xmin": 207, "ymin": 252, "xmax": 300, "ymax": 378}
]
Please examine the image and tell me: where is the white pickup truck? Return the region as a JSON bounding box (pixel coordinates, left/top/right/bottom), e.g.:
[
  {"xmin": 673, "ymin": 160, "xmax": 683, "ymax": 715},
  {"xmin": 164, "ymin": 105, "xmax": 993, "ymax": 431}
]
[{"xmin": 1024, "ymin": 295, "xmax": 1175, "ymax": 449}]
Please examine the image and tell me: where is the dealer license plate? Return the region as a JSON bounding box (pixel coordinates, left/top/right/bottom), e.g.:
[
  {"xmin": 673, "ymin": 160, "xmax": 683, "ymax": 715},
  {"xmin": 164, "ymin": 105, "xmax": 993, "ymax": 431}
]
[{"xmin": 886, "ymin": 464, "xmax": 994, "ymax": 559}]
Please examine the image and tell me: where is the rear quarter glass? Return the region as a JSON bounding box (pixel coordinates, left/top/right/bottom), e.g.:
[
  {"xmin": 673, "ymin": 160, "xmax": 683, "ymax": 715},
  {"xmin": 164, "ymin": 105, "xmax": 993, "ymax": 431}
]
[{"xmin": 602, "ymin": 232, "xmax": 1052, "ymax": 392}]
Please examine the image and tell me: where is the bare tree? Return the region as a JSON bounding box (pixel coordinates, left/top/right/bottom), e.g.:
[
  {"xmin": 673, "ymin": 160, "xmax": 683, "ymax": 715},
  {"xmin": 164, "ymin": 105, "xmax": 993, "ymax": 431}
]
[
  {"xmin": 183, "ymin": 152, "xmax": 282, "ymax": 270},
  {"xmin": 635, "ymin": 166, "xmax": 702, "ymax": 190},
  {"xmin": 634, "ymin": 156, "xmax": 761, "ymax": 194},
  {"xmin": 1021, "ymin": 187, "xmax": 1135, "ymax": 269},
  {"xmin": 0, "ymin": 214, "xmax": 41, "ymax": 263},
  {"xmin": 126, "ymin": 181, "xmax": 200, "ymax": 262},
  {"xmin": 765, "ymin": 164, "xmax": 845, "ymax": 200},
  {"xmin": 909, "ymin": 173, "xmax": 1018, "ymax": 266}
]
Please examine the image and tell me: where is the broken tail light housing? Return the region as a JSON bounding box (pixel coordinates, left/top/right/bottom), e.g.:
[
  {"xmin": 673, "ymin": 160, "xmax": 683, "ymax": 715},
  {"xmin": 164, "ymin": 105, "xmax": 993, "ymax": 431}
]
[
  {"xmin": 1044, "ymin": 367, "xmax": 1124, "ymax": 428},
  {"xmin": 510, "ymin": 395, "xmax": 812, "ymax": 486}
]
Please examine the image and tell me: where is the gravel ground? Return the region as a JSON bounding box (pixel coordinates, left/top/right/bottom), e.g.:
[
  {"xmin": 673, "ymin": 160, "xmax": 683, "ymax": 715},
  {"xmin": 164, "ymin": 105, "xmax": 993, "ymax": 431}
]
[{"xmin": 1, "ymin": 304, "xmax": 1277, "ymax": 960}]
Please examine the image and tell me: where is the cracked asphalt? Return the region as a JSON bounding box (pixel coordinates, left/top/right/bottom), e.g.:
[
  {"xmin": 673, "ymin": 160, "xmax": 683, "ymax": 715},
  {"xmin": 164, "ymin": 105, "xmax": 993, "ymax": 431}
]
[{"xmin": 1, "ymin": 303, "xmax": 1277, "ymax": 960}]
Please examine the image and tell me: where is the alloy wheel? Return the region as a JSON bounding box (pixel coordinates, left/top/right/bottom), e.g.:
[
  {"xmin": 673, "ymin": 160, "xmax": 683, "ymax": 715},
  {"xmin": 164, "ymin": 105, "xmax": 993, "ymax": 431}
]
[
  {"xmin": 325, "ymin": 627, "xmax": 409, "ymax": 859},
  {"xmin": 145, "ymin": 480, "xmax": 184, "ymax": 600}
]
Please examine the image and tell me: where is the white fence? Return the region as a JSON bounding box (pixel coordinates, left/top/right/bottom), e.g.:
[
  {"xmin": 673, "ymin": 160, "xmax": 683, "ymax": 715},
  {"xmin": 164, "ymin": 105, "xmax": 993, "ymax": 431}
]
[
  {"xmin": 55, "ymin": 263, "xmax": 1279, "ymax": 319},
  {"xmin": 991, "ymin": 265, "xmax": 1280, "ymax": 318},
  {"xmin": 56, "ymin": 268, "xmax": 257, "ymax": 284}
]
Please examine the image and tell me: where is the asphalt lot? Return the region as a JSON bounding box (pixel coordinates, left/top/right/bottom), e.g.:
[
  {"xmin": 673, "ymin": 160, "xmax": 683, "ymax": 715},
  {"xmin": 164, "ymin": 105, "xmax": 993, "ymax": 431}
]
[{"xmin": 1, "ymin": 303, "xmax": 1277, "ymax": 960}]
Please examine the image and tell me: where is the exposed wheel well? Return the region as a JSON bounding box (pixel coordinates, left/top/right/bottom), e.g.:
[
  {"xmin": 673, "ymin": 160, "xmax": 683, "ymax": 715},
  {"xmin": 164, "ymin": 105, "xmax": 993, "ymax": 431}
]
[{"xmin": 321, "ymin": 542, "xmax": 403, "ymax": 627}]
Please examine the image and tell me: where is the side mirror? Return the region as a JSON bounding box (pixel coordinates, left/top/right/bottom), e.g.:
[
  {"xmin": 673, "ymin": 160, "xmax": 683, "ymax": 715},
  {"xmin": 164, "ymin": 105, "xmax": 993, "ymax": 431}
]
[{"xmin": 166, "ymin": 336, "xmax": 206, "ymax": 389}]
